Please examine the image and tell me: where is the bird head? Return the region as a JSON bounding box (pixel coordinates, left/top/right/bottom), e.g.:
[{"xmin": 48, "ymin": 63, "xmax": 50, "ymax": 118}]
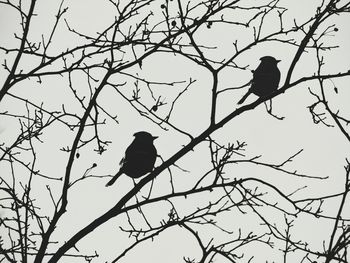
[
  {"xmin": 133, "ymin": 131, "xmax": 158, "ymax": 141},
  {"xmin": 260, "ymin": 56, "xmax": 280, "ymax": 65}
]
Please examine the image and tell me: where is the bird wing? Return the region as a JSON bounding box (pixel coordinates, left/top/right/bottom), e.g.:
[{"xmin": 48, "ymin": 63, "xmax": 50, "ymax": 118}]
[
  {"xmin": 252, "ymin": 66, "xmax": 268, "ymax": 85},
  {"xmin": 125, "ymin": 149, "xmax": 150, "ymax": 162},
  {"xmin": 123, "ymin": 143, "xmax": 143, "ymax": 165},
  {"xmin": 251, "ymin": 64, "xmax": 280, "ymax": 93},
  {"xmin": 123, "ymin": 141, "xmax": 156, "ymax": 165}
]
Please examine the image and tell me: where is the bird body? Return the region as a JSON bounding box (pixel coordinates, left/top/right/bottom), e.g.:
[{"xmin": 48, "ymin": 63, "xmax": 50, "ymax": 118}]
[
  {"xmin": 106, "ymin": 131, "xmax": 157, "ymax": 186},
  {"xmin": 238, "ymin": 56, "xmax": 280, "ymax": 104}
]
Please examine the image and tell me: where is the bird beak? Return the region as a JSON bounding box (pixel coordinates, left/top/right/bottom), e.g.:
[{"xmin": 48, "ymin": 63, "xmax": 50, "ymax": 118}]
[
  {"xmin": 276, "ymin": 60, "xmax": 281, "ymax": 63},
  {"xmin": 152, "ymin": 136, "xmax": 158, "ymax": 140}
]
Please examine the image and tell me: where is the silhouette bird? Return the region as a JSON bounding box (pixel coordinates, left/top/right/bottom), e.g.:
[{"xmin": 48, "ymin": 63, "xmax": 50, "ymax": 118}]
[
  {"xmin": 238, "ymin": 56, "xmax": 281, "ymax": 104},
  {"xmin": 106, "ymin": 131, "xmax": 158, "ymax": 187}
]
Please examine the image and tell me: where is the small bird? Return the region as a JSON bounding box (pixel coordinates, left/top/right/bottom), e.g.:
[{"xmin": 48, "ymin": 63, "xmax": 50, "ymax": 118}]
[
  {"xmin": 238, "ymin": 56, "xmax": 281, "ymax": 104},
  {"xmin": 106, "ymin": 131, "xmax": 158, "ymax": 187}
]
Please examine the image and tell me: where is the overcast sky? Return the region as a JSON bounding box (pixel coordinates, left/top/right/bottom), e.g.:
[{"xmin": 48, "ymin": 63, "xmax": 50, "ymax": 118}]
[{"xmin": 0, "ymin": 1, "xmax": 349, "ymax": 262}]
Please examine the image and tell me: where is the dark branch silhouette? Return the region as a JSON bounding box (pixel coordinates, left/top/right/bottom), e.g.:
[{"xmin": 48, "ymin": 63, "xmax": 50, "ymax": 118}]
[{"xmin": 0, "ymin": 0, "xmax": 349, "ymax": 263}]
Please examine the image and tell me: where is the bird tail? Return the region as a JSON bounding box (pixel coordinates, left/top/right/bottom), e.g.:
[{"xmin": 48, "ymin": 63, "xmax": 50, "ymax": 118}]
[
  {"xmin": 237, "ymin": 90, "xmax": 251, "ymax": 105},
  {"xmin": 105, "ymin": 170, "xmax": 123, "ymax": 187}
]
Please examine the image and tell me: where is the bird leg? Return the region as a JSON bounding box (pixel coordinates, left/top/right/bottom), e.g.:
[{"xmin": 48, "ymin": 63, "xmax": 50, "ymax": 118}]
[
  {"xmin": 264, "ymin": 100, "xmax": 285, "ymax": 120},
  {"xmin": 145, "ymin": 175, "xmax": 155, "ymax": 200}
]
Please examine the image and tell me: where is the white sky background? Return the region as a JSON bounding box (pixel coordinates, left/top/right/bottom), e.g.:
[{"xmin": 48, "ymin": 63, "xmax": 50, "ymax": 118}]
[{"xmin": 0, "ymin": 0, "xmax": 350, "ymax": 262}]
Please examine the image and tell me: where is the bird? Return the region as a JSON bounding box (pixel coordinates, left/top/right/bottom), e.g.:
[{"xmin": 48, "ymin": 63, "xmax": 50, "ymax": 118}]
[
  {"xmin": 237, "ymin": 56, "xmax": 281, "ymax": 104},
  {"xmin": 106, "ymin": 131, "xmax": 158, "ymax": 187}
]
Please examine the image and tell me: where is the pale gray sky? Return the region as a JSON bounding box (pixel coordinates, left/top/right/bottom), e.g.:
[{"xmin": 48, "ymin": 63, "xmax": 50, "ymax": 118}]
[{"xmin": 0, "ymin": 1, "xmax": 349, "ymax": 262}]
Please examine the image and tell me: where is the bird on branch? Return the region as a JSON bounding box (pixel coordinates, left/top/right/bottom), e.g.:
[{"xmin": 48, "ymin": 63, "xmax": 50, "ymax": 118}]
[
  {"xmin": 238, "ymin": 56, "xmax": 281, "ymax": 104},
  {"xmin": 106, "ymin": 131, "xmax": 158, "ymax": 186}
]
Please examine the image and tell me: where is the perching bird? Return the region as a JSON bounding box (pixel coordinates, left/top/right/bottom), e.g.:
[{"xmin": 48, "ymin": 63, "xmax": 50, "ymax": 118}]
[
  {"xmin": 238, "ymin": 56, "xmax": 281, "ymax": 104},
  {"xmin": 106, "ymin": 131, "xmax": 158, "ymax": 187}
]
